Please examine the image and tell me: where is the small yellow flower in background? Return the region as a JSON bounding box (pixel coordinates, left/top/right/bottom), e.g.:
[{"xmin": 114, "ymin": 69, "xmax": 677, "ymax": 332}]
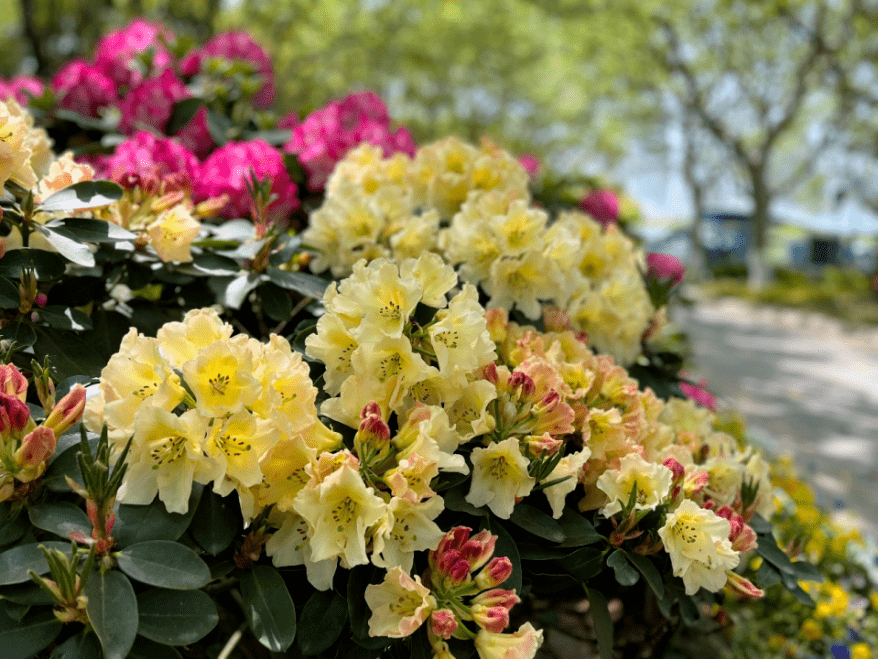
[
  {"xmin": 851, "ymin": 642, "xmax": 872, "ymax": 659},
  {"xmin": 364, "ymin": 566, "xmax": 435, "ymax": 638},
  {"xmin": 870, "ymin": 592, "xmax": 878, "ymax": 610},
  {"xmin": 467, "ymin": 437, "xmax": 535, "ymax": 519},
  {"xmin": 814, "ymin": 583, "xmax": 849, "ymax": 619},
  {"xmin": 800, "ymin": 618, "xmax": 822, "ymax": 642},
  {"xmin": 767, "ymin": 634, "xmax": 785, "ymax": 650}
]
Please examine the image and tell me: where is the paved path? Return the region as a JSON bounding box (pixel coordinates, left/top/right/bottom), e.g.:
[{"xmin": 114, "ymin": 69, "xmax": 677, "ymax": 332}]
[{"xmin": 673, "ymin": 297, "xmax": 878, "ymax": 535}]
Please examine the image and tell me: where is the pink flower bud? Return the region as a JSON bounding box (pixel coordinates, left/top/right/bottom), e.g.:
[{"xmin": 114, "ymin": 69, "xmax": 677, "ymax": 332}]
[
  {"xmin": 579, "ymin": 189, "xmax": 619, "ymax": 226},
  {"xmin": 0, "ymin": 365, "xmax": 28, "ymax": 401},
  {"xmin": 34, "ymin": 293, "xmax": 47, "ymax": 308},
  {"xmin": 475, "ymin": 556, "xmax": 513, "ymax": 590},
  {"xmin": 0, "ymin": 393, "xmax": 31, "ymax": 433},
  {"xmin": 471, "ymin": 604, "xmax": 510, "ymax": 633},
  {"xmin": 43, "ymin": 385, "xmax": 87, "ymax": 436},
  {"xmin": 431, "ymin": 609, "xmax": 458, "ymax": 639},
  {"xmin": 725, "ymin": 571, "xmax": 764, "ymax": 598},
  {"xmin": 471, "ymin": 588, "xmax": 520, "ymax": 611},
  {"xmin": 532, "ymin": 389, "xmax": 561, "ymax": 415},
  {"xmin": 481, "ymin": 362, "xmax": 499, "ymax": 384},
  {"xmin": 360, "ymin": 400, "xmax": 383, "ymax": 420},
  {"xmin": 684, "ymin": 470, "xmax": 709, "ymax": 496},
  {"xmin": 508, "ymin": 371, "xmax": 536, "ymax": 399},
  {"xmin": 461, "ymin": 530, "xmax": 497, "ymax": 572},
  {"xmin": 646, "ymin": 252, "xmax": 686, "ymax": 286},
  {"xmin": 517, "ymin": 154, "xmax": 540, "ymax": 179},
  {"xmin": 523, "ymin": 434, "xmax": 562, "ymax": 457},
  {"xmin": 14, "ymin": 426, "xmax": 57, "ymax": 467},
  {"xmin": 679, "ymin": 378, "xmax": 717, "ymax": 411},
  {"xmin": 662, "ymin": 457, "xmax": 685, "ymax": 482},
  {"xmin": 433, "ymin": 527, "xmax": 471, "ymax": 559}
]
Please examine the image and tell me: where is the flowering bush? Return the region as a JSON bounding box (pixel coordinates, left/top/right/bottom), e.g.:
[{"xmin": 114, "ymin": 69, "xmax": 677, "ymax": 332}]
[{"xmin": 0, "ymin": 17, "xmax": 869, "ymax": 659}]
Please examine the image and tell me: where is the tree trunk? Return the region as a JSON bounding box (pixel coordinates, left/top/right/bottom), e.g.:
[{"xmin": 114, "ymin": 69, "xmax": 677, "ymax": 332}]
[
  {"xmin": 686, "ymin": 180, "xmax": 707, "ymax": 282},
  {"xmin": 20, "ymin": 0, "xmax": 47, "ymax": 75},
  {"xmin": 747, "ymin": 172, "xmax": 772, "ymax": 290}
]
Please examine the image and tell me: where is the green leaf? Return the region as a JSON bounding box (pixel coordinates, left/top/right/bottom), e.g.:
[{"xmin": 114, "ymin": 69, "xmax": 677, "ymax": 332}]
[
  {"xmin": 27, "ymin": 502, "xmax": 92, "ymax": 540},
  {"xmin": 79, "ymin": 309, "xmax": 130, "ymax": 361},
  {"xmin": 586, "ymin": 588, "xmax": 614, "ymax": 659},
  {"xmin": 189, "ymin": 252, "xmax": 240, "ymax": 276},
  {"xmin": 51, "ymin": 629, "xmax": 103, "ymax": 658},
  {"xmin": 223, "ymin": 272, "xmax": 261, "ymax": 309},
  {"xmin": 0, "ymin": 504, "xmax": 28, "ymax": 546},
  {"xmin": 116, "ymin": 540, "xmax": 211, "ymax": 589},
  {"xmin": 52, "ymin": 218, "xmax": 137, "ymax": 243},
  {"xmin": 38, "ymin": 181, "xmax": 124, "ymax": 213},
  {"xmin": 508, "ymin": 503, "xmax": 565, "ymax": 543},
  {"xmin": 606, "ymin": 550, "xmax": 639, "ymax": 587},
  {"xmin": 0, "ymin": 599, "xmax": 30, "ymax": 622},
  {"xmin": 755, "ymin": 533, "xmax": 797, "ymax": 575},
  {"xmin": 557, "ymin": 508, "xmax": 603, "ymax": 547},
  {"xmin": 32, "ymin": 327, "xmax": 105, "ymax": 380},
  {"xmin": 260, "ymin": 282, "xmax": 293, "ymax": 322},
  {"xmin": 126, "ymin": 637, "xmax": 183, "ymax": 659},
  {"xmin": 562, "ymin": 547, "xmax": 604, "ymax": 582},
  {"xmin": 0, "ymin": 609, "xmax": 62, "ymax": 659},
  {"xmin": 442, "ymin": 484, "xmax": 488, "ymax": 516},
  {"xmin": 205, "ymin": 109, "xmax": 233, "ymax": 146},
  {"xmin": 346, "ymin": 565, "xmax": 388, "ymax": 650},
  {"xmin": 0, "ymin": 249, "xmax": 66, "ymax": 280},
  {"xmin": 265, "ymin": 268, "xmax": 329, "ymax": 299},
  {"xmin": 482, "ymin": 519, "xmax": 522, "ymax": 593},
  {"xmin": 625, "ymin": 551, "xmax": 665, "ymax": 600},
  {"xmin": 240, "ymin": 565, "xmax": 297, "ymax": 652},
  {"xmin": 112, "ymin": 487, "xmax": 202, "ymax": 547},
  {"xmin": 780, "ymin": 570, "xmax": 815, "ymax": 606},
  {"xmin": 789, "ymin": 559, "xmax": 824, "ymax": 583},
  {"xmin": 36, "ymin": 305, "xmax": 93, "ymax": 331},
  {"xmin": 516, "ymin": 542, "xmax": 577, "ymax": 561},
  {"xmin": 297, "ymin": 589, "xmax": 348, "ymax": 655},
  {"xmin": 0, "ymin": 323, "xmax": 37, "ymax": 348},
  {"xmin": 136, "ymin": 588, "xmax": 218, "ymax": 646},
  {"xmin": 0, "ymin": 542, "xmax": 71, "ymax": 585},
  {"xmin": 166, "ymin": 98, "xmax": 205, "ymax": 135},
  {"xmin": 0, "ymin": 582, "xmax": 54, "ymax": 606},
  {"xmin": 43, "ymin": 436, "xmax": 99, "ymax": 492},
  {"xmin": 188, "ymin": 490, "xmax": 241, "ymax": 555},
  {"xmin": 757, "ymin": 560, "xmax": 782, "ymax": 589},
  {"xmin": 0, "ymin": 277, "xmax": 19, "ymax": 308},
  {"xmin": 679, "ymin": 594, "xmax": 700, "ymax": 625},
  {"xmin": 84, "ymin": 569, "xmax": 138, "ymax": 659},
  {"xmin": 34, "ymin": 226, "xmax": 95, "ymax": 267}
]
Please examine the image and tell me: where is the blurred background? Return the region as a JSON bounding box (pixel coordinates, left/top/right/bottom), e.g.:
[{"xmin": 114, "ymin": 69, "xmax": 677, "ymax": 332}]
[{"xmin": 2, "ymin": 0, "xmax": 877, "ymax": 528}]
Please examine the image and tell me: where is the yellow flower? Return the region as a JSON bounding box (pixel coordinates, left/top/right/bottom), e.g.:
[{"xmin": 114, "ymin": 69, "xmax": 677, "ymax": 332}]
[
  {"xmin": 264, "ymin": 511, "xmax": 338, "ymax": 591},
  {"xmin": 154, "ymin": 308, "xmax": 233, "ymax": 366},
  {"xmin": 799, "ymin": 618, "xmax": 822, "ymax": 642},
  {"xmin": 205, "ymin": 410, "xmax": 277, "ymax": 493},
  {"xmin": 473, "ymin": 622, "xmax": 544, "ymax": 659},
  {"xmin": 542, "ymin": 448, "xmax": 590, "ymax": 519},
  {"xmin": 596, "ymin": 452, "xmax": 673, "ymax": 517},
  {"xmin": 467, "ymin": 438, "xmax": 535, "ymax": 519},
  {"xmin": 371, "ymin": 496, "xmax": 445, "ymax": 573},
  {"xmin": 851, "ymin": 642, "xmax": 872, "ymax": 659},
  {"xmin": 364, "ymin": 566, "xmax": 435, "ymax": 638},
  {"xmin": 146, "ymin": 203, "xmax": 201, "ymax": 262},
  {"xmin": 182, "ymin": 339, "xmax": 261, "ymax": 417}
]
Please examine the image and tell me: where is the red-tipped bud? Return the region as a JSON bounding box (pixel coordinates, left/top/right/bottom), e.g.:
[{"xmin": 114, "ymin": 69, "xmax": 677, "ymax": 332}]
[
  {"xmin": 0, "ymin": 393, "xmax": 31, "ymax": 433},
  {"xmin": 481, "ymin": 362, "xmax": 499, "ymax": 384},
  {"xmin": 461, "ymin": 530, "xmax": 497, "ymax": 571},
  {"xmin": 663, "ymin": 457, "xmax": 685, "ymax": 482},
  {"xmin": 14, "ymin": 426, "xmax": 56, "ymax": 467},
  {"xmin": 34, "ymin": 293, "xmax": 47, "ymax": 308},
  {"xmin": 532, "ymin": 389, "xmax": 561, "ymax": 414},
  {"xmin": 508, "ymin": 371, "xmax": 536, "ymax": 399},
  {"xmin": 522, "ymin": 433, "xmax": 563, "ymax": 458},
  {"xmin": 0, "ymin": 365, "xmax": 28, "ymax": 401},
  {"xmin": 475, "ymin": 556, "xmax": 513, "ymax": 590},
  {"xmin": 433, "ymin": 527, "xmax": 471, "ymax": 560},
  {"xmin": 431, "ymin": 609, "xmax": 458, "ymax": 639},
  {"xmin": 360, "ymin": 400, "xmax": 383, "ymax": 420},
  {"xmin": 684, "ymin": 470, "xmax": 709, "ymax": 496},
  {"xmin": 471, "ymin": 604, "xmax": 510, "ymax": 633},
  {"xmin": 43, "ymin": 385, "xmax": 87, "ymax": 437},
  {"xmin": 725, "ymin": 571, "xmax": 764, "ymax": 598},
  {"xmin": 471, "ymin": 588, "xmax": 520, "ymax": 611}
]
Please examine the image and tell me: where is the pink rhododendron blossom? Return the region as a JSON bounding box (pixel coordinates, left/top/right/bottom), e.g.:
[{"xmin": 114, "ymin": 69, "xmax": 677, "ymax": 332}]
[
  {"xmin": 284, "ymin": 91, "xmax": 415, "ymax": 190},
  {"xmin": 195, "ymin": 139, "xmax": 298, "ymax": 220},
  {"xmin": 1, "ymin": 76, "xmax": 45, "ymax": 105},
  {"xmin": 101, "ymin": 131, "xmax": 201, "ymax": 187},
  {"xmin": 277, "ymin": 112, "xmax": 299, "ymax": 130},
  {"xmin": 51, "ymin": 60, "xmax": 118, "ymax": 118},
  {"xmin": 579, "ymin": 189, "xmax": 620, "ymax": 226},
  {"xmin": 180, "ymin": 31, "xmax": 275, "ymax": 108},
  {"xmin": 646, "ymin": 252, "xmax": 686, "ymax": 286},
  {"xmin": 518, "ymin": 154, "xmax": 541, "ymax": 178},
  {"xmin": 117, "ymin": 69, "xmax": 187, "ymax": 135},
  {"xmin": 678, "ymin": 377, "xmax": 717, "ymax": 411},
  {"xmin": 94, "ymin": 18, "xmax": 175, "ymax": 89}
]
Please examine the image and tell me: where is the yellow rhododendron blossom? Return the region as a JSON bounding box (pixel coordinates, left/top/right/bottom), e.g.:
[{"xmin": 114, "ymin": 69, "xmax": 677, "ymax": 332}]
[
  {"xmin": 205, "ymin": 410, "xmax": 277, "ymax": 493},
  {"xmin": 265, "ymin": 511, "xmax": 338, "ymax": 591},
  {"xmin": 364, "ymin": 566, "xmax": 436, "ymax": 638},
  {"xmin": 371, "ymin": 496, "xmax": 445, "ymax": 573},
  {"xmin": 154, "ymin": 308, "xmax": 234, "ymax": 366},
  {"xmin": 182, "ymin": 339, "xmax": 261, "ymax": 417},
  {"xmin": 473, "ymin": 622, "xmax": 544, "ymax": 659},
  {"xmin": 596, "ymin": 452, "xmax": 673, "ymax": 517},
  {"xmin": 543, "ymin": 448, "xmax": 591, "ymax": 519},
  {"xmin": 467, "ymin": 438, "xmax": 535, "ymax": 519},
  {"xmin": 147, "ymin": 203, "xmax": 201, "ymax": 262}
]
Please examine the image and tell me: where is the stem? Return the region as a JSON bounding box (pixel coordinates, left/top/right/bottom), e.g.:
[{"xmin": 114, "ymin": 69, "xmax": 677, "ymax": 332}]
[{"xmin": 217, "ymin": 622, "xmax": 248, "ymax": 659}]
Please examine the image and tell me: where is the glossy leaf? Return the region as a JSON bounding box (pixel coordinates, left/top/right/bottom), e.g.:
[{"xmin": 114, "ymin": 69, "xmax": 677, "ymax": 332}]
[
  {"xmin": 297, "ymin": 589, "xmax": 348, "ymax": 655},
  {"xmin": 557, "ymin": 508, "xmax": 603, "ymax": 547},
  {"xmin": 112, "ymin": 486, "xmax": 202, "ymax": 547},
  {"xmin": 166, "ymin": 98, "xmax": 205, "ymax": 135},
  {"xmin": 442, "ymin": 484, "xmax": 487, "ymax": 516},
  {"xmin": 51, "ymin": 629, "xmax": 103, "ymax": 659},
  {"xmin": 223, "ymin": 272, "xmax": 261, "ymax": 309},
  {"xmin": 0, "ymin": 582, "xmax": 54, "ymax": 606},
  {"xmin": 32, "ymin": 328, "xmax": 105, "ymax": 380},
  {"xmin": 85, "ymin": 569, "xmax": 138, "ymax": 659},
  {"xmin": 0, "ymin": 542, "xmax": 71, "ymax": 585},
  {"xmin": 39, "ymin": 181, "xmax": 123, "ymax": 213},
  {"xmin": 52, "ymin": 217, "xmax": 137, "ymax": 243},
  {"xmin": 265, "ymin": 268, "xmax": 329, "ymax": 299},
  {"xmin": 757, "ymin": 560, "xmax": 782, "ymax": 589},
  {"xmin": 259, "ymin": 281, "xmax": 292, "ymax": 322},
  {"xmin": 126, "ymin": 637, "xmax": 183, "ymax": 659},
  {"xmin": 0, "ymin": 609, "xmax": 62, "ymax": 659},
  {"xmin": 0, "ymin": 323, "xmax": 37, "ymax": 348},
  {"xmin": 562, "ymin": 547, "xmax": 604, "ymax": 582},
  {"xmin": 34, "ymin": 226, "xmax": 95, "ymax": 267},
  {"xmin": 27, "ymin": 502, "xmax": 92, "ymax": 540},
  {"xmin": 116, "ymin": 540, "xmax": 211, "ymax": 589},
  {"xmin": 136, "ymin": 588, "xmax": 218, "ymax": 646},
  {"xmin": 188, "ymin": 490, "xmax": 241, "ymax": 555},
  {"xmin": 482, "ymin": 519, "xmax": 522, "ymax": 593},
  {"xmin": 0, "ymin": 249, "xmax": 66, "ymax": 280},
  {"xmin": 607, "ymin": 550, "xmax": 639, "ymax": 587},
  {"xmin": 36, "ymin": 305, "xmax": 93, "ymax": 331},
  {"xmin": 508, "ymin": 503, "xmax": 565, "ymax": 543},
  {"xmin": 0, "ymin": 505, "xmax": 28, "ymax": 546},
  {"xmin": 240, "ymin": 565, "xmax": 297, "ymax": 652},
  {"xmin": 0, "ymin": 277, "xmax": 19, "ymax": 308},
  {"xmin": 625, "ymin": 551, "xmax": 665, "ymax": 600},
  {"xmin": 586, "ymin": 588, "xmax": 614, "ymax": 659}
]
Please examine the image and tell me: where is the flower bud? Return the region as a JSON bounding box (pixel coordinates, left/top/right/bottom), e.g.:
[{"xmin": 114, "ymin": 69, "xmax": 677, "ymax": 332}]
[
  {"xmin": 34, "ymin": 293, "xmax": 47, "ymax": 308},
  {"xmin": 471, "ymin": 604, "xmax": 510, "ymax": 633},
  {"xmin": 43, "ymin": 385, "xmax": 87, "ymax": 437},
  {"xmin": 0, "ymin": 365, "xmax": 28, "ymax": 401},
  {"xmin": 430, "ymin": 609, "xmax": 459, "ymax": 640},
  {"xmin": 475, "ymin": 556, "xmax": 513, "ymax": 590},
  {"xmin": 471, "ymin": 588, "xmax": 519, "ymax": 611},
  {"xmin": 508, "ymin": 371, "xmax": 535, "ymax": 401},
  {"xmin": 14, "ymin": 426, "xmax": 57, "ymax": 468},
  {"xmin": 0, "ymin": 393, "xmax": 31, "ymax": 434},
  {"xmin": 725, "ymin": 570, "xmax": 764, "ymax": 598},
  {"xmin": 579, "ymin": 189, "xmax": 619, "ymax": 227},
  {"xmin": 460, "ymin": 530, "xmax": 497, "ymax": 572},
  {"xmin": 522, "ymin": 434, "xmax": 562, "ymax": 458}
]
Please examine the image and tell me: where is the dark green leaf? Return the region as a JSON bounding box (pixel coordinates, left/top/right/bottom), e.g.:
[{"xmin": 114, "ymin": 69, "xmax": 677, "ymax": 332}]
[
  {"xmin": 347, "ymin": 565, "xmax": 388, "ymax": 650},
  {"xmin": 84, "ymin": 569, "xmax": 138, "ymax": 659},
  {"xmin": 789, "ymin": 560, "xmax": 824, "ymax": 583},
  {"xmin": 223, "ymin": 272, "xmax": 261, "ymax": 309},
  {"xmin": 240, "ymin": 565, "xmax": 297, "ymax": 652},
  {"xmin": 482, "ymin": 519, "xmax": 522, "ymax": 593},
  {"xmin": 625, "ymin": 551, "xmax": 665, "ymax": 600},
  {"xmin": 43, "ymin": 437, "xmax": 99, "ymax": 492},
  {"xmin": 126, "ymin": 636, "xmax": 183, "ymax": 659},
  {"xmin": 606, "ymin": 550, "xmax": 639, "ymax": 587},
  {"xmin": 205, "ymin": 109, "xmax": 233, "ymax": 146},
  {"xmin": 32, "ymin": 327, "xmax": 105, "ymax": 380},
  {"xmin": 53, "ymin": 218, "xmax": 137, "ymax": 243},
  {"xmin": 189, "ymin": 252, "xmax": 240, "ymax": 276},
  {"xmin": 36, "ymin": 305, "xmax": 93, "ymax": 331},
  {"xmin": 780, "ymin": 570, "xmax": 815, "ymax": 606},
  {"xmin": 516, "ymin": 542, "xmax": 577, "ymax": 561},
  {"xmin": 409, "ymin": 627, "xmax": 432, "ymax": 659},
  {"xmin": 245, "ymin": 128, "xmax": 292, "ymax": 145},
  {"xmin": 0, "ymin": 582, "xmax": 54, "ymax": 606},
  {"xmin": 55, "ymin": 376, "xmax": 94, "ymax": 400},
  {"xmin": 557, "ymin": 508, "xmax": 603, "ymax": 547},
  {"xmin": 508, "ymin": 503, "xmax": 565, "ymax": 543},
  {"xmin": 679, "ymin": 594, "xmax": 700, "ymax": 625},
  {"xmin": 0, "ymin": 249, "xmax": 66, "ymax": 280},
  {"xmin": 562, "ymin": 547, "xmax": 605, "ymax": 582},
  {"xmin": 0, "ymin": 323, "xmax": 37, "ymax": 348},
  {"xmin": 79, "ymin": 309, "xmax": 132, "ymax": 360},
  {"xmin": 0, "ymin": 599, "xmax": 29, "ymax": 622},
  {"xmin": 757, "ymin": 560, "xmax": 782, "ymax": 589},
  {"xmin": 442, "ymin": 485, "xmax": 487, "ymax": 517},
  {"xmin": 755, "ymin": 533, "xmax": 797, "ymax": 575},
  {"xmin": 51, "ymin": 629, "xmax": 103, "ymax": 658},
  {"xmin": 297, "ymin": 590, "xmax": 347, "ymax": 655},
  {"xmin": 34, "ymin": 226, "xmax": 95, "ymax": 267},
  {"xmin": 189, "ymin": 490, "xmax": 241, "ymax": 555},
  {"xmin": 39, "ymin": 181, "xmax": 124, "ymax": 213},
  {"xmin": 748, "ymin": 514, "xmax": 773, "ymax": 535},
  {"xmin": 0, "ymin": 609, "xmax": 62, "ymax": 659},
  {"xmin": 0, "ymin": 277, "xmax": 19, "ymax": 308},
  {"xmin": 0, "ymin": 542, "xmax": 71, "ymax": 585},
  {"xmin": 113, "ymin": 487, "xmax": 203, "ymax": 547},
  {"xmin": 260, "ymin": 282, "xmax": 293, "ymax": 322},
  {"xmin": 116, "ymin": 540, "xmax": 211, "ymax": 589},
  {"xmin": 27, "ymin": 502, "xmax": 91, "ymax": 540},
  {"xmin": 586, "ymin": 588, "xmax": 614, "ymax": 659},
  {"xmin": 0, "ymin": 505, "xmax": 28, "ymax": 546},
  {"xmin": 136, "ymin": 588, "xmax": 219, "ymax": 646},
  {"xmin": 265, "ymin": 268, "xmax": 328, "ymax": 299},
  {"xmin": 166, "ymin": 98, "xmax": 205, "ymax": 135}
]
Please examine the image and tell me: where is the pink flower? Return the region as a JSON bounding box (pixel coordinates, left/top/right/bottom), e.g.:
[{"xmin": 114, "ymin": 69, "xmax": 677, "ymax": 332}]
[
  {"xmin": 94, "ymin": 19, "xmax": 175, "ymax": 89},
  {"xmin": 678, "ymin": 378, "xmax": 717, "ymax": 411},
  {"xmin": 51, "ymin": 60, "xmax": 118, "ymax": 118},
  {"xmin": 14, "ymin": 426, "xmax": 56, "ymax": 467},
  {"xmin": 431, "ymin": 609, "xmax": 459, "ymax": 640},
  {"xmin": 117, "ymin": 69, "xmax": 188, "ymax": 135},
  {"xmin": 284, "ymin": 91, "xmax": 414, "ymax": 190},
  {"xmin": 180, "ymin": 31, "xmax": 275, "ymax": 108},
  {"xmin": 579, "ymin": 189, "xmax": 619, "ymax": 226},
  {"xmin": 0, "ymin": 364, "xmax": 28, "ymax": 401},
  {"xmin": 646, "ymin": 252, "xmax": 686, "ymax": 286},
  {"xmin": 195, "ymin": 139, "xmax": 299, "ymax": 221},
  {"xmin": 518, "ymin": 154, "xmax": 541, "ymax": 179},
  {"xmin": 102, "ymin": 131, "xmax": 201, "ymax": 188},
  {"xmin": 276, "ymin": 112, "xmax": 299, "ymax": 130},
  {"xmin": 2, "ymin": 76, "xmax": 45, "ymax": 105},
  {"xmin": 0, "ymin": 393, "xmax": 31, "ymax": 434}
]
